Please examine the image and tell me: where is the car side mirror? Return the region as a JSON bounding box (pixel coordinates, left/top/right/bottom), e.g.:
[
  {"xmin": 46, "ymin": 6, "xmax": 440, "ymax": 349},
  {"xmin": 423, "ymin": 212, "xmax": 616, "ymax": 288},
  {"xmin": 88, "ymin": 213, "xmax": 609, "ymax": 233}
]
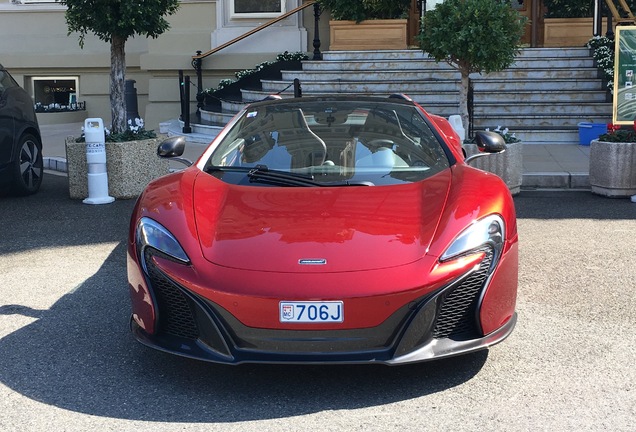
[
  {"xmin": 464, "ymin": 131, "xmax": 506, "ymax": 164},
  {"xmin": 157, "ymin": 136, "xmax": 192, "ymax": 167}
]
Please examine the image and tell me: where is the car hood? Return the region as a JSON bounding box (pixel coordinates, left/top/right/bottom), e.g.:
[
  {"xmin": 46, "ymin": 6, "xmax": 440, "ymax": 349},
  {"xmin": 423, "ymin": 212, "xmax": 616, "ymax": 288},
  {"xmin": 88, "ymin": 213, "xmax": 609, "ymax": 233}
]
[{"xmin": 192, "ymin": 171, "xmax": 451, "ymax": 272}]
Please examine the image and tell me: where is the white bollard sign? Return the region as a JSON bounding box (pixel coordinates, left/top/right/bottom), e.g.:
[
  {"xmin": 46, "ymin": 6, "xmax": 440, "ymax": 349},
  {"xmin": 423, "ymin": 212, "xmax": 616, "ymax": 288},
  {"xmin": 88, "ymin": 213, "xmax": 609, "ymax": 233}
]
[{"xmin": 83, "ymin": 118, "xmax": 115, "ymax": 205}]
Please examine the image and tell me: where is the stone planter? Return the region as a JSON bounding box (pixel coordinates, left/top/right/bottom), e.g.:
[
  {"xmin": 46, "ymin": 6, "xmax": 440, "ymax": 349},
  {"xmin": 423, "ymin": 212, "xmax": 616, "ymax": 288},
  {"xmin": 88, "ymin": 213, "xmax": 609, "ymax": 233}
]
[
  {"xmin": 65, "ymin": 136, "xmax": 170, "ymax": 199},
  {"xmin": 589, "ymin": 140, "xmax": 636, "ymax": 197},
  {"xmin": 463, "ymin": 142, "xmax": 523, "ymax": 196},
  {"xmin": 329, "ymin": 19, "xmax": 408, "ymax": 51}
]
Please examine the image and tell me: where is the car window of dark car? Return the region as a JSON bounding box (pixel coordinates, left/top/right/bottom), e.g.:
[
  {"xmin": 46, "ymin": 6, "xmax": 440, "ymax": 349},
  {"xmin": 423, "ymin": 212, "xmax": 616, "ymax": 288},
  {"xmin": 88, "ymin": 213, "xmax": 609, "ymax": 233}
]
[
  {"xmin": 205, "ymin": 100, "xmax": 450, "ymax": 187},
  {"xmin": 0, "ymin": 70, "xmax": 19, "ymax": 96}
]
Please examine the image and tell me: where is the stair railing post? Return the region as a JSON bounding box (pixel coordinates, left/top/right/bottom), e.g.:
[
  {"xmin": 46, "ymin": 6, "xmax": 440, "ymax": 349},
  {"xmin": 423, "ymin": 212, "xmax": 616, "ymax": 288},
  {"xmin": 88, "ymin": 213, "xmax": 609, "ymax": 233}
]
[
  {"xmin": 468, "ymin": 78, "xmax": 474, "ymax": 139},
  {"xmin": 183, "ymin": 75, "xmax": 192, "ymax": 134},
  {"xmin": 178, "ymin": 70, "xmax": 185, "ymax": 121},
  {"xmin": 294, "ymin": 78, "xmax": 302, "ymax": 97},
  {"xmin": 313, "ymin": 2, "xmax": 323, "ymax": 60},
  {"xmin": 607, "ymin": 13, "xmax": 614, "ymax": 39},
  {"xmin": 594, "ymin": 0, "xmax": 602, "ymax": 36},
  {"xmin": 192, "ymin": 51, "xmax": 204, "ymax": 117}
]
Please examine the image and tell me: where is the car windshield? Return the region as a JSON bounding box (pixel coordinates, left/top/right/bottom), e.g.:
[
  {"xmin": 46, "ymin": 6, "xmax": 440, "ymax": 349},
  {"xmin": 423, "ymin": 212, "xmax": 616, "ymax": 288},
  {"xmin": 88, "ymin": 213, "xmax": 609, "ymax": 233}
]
[{"xmin": 204, "ymin": 99, "xmax": 450, "ymax": 186}]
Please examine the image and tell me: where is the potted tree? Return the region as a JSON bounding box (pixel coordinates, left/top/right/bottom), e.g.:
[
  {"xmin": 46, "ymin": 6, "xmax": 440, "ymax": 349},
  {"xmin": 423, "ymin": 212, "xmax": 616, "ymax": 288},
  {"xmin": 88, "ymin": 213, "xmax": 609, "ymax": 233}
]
[
  {"xmin": 61, "ymin": 0, "xmax": 180, "ymax": 199},
  {"xmin": 419, "ymin": 0, "xmax": 526, "ymax": 195},
  {"xmin": 318, "ymin": 0, "xmax": 411, "ymax": 50}
]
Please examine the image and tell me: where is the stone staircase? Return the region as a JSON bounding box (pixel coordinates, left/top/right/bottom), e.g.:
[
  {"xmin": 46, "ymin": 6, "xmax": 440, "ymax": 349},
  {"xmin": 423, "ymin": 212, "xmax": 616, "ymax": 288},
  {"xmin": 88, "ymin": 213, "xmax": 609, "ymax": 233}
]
[{"xmin": 187, "ymin": 47, "xmax": 612, "ymax": 145}]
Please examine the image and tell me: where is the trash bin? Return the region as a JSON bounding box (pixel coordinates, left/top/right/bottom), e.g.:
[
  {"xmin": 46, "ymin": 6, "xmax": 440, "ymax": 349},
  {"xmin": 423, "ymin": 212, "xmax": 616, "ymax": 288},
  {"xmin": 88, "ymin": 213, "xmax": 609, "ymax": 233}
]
[{"xmin": 578, "ymin": 122, "xmax": 607, "ymax": 146}]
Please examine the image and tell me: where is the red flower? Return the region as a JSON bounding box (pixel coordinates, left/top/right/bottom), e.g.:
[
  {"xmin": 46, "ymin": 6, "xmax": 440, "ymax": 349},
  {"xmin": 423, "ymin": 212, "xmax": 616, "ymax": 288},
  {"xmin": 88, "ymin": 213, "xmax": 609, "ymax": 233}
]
[{"xmin": 607, "ymin": 123, "xmax": 618, "ymax": 133}]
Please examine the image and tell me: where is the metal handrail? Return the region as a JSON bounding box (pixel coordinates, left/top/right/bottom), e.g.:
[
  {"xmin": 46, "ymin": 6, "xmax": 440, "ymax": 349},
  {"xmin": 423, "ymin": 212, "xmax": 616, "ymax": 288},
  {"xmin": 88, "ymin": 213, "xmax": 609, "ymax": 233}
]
[
  {"xmin": 181, "ymin": 1, "xmax": 322, "ymax": 133},
  {"xmin": 193, "ymin": 1, "xmax": 317, "ymax": 62}
]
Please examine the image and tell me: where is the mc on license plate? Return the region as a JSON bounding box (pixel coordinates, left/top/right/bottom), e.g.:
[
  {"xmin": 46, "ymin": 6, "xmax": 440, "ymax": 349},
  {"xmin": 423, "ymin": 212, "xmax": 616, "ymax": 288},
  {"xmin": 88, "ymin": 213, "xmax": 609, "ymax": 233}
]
[{"xmin": 279, "ymin": 301, "xmax": 343, "ymax": 323}]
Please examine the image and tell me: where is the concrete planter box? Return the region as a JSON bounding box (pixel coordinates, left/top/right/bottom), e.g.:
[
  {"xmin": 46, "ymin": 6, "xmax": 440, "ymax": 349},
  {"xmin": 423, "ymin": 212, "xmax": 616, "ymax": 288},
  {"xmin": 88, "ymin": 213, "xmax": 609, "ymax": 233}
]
[
  {"xmin": 329, "ymin": 19, "xmax": 408, "ymax": 51},
  {"xmin": 589, "ymin": 140, "xmax": 636, "ymax": 197},
  {"xmin": 65, "ymin": 136, "xmax": 170, "ymax": 199},
  {"xmin": 463, "ymin": 142, "xmax": 523, "ymax": 196}
]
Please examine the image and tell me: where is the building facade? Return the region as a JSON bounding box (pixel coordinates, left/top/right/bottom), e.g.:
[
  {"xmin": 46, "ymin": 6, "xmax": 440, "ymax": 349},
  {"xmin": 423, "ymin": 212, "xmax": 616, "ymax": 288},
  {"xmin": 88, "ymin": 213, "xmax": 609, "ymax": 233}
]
[{"xmin": 0, "ymin": 0, "xmax": 324, "ymax": 129}]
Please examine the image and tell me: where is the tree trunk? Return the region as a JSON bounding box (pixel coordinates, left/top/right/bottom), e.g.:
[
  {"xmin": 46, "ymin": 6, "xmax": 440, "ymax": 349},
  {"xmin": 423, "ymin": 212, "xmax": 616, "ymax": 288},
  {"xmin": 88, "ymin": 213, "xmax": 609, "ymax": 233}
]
[
  {"xmin": 110, "ymin": 35, "xmax": 127, "ymax": 135},
  {"xmin": 458, "ymin": 70, "xmax": 470, "ymax": 134}
]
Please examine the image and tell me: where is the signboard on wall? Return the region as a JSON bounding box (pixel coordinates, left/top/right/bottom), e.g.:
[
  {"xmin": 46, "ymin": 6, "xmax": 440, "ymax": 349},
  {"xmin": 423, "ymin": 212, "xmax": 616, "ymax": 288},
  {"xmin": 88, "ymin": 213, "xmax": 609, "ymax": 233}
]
[{"xmin": 613, "ymin": 26, "xmax": 636, "ymax": 124}]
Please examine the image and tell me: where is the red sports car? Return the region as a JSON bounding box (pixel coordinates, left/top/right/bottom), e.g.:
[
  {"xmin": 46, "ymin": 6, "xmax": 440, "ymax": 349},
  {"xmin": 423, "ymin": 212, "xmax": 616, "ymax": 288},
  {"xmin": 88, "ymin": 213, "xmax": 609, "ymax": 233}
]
[{"xmin": 127, "ymin": 95, "xmax": 518, "ymax": 365}]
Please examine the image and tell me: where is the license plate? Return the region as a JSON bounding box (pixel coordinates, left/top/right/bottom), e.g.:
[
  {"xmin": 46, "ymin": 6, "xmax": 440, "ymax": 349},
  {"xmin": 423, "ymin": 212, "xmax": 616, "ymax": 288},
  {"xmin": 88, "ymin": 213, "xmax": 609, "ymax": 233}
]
[{"xmin": 279, "ymin": 301, "xmax": 344, "ymax": 323}]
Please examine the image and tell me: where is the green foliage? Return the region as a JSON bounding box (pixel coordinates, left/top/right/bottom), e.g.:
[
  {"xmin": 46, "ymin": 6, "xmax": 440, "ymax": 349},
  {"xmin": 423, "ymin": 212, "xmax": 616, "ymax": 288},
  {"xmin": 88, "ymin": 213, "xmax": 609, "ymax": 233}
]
[
  {"xmin": 317, "ymin": 0, "xmax": 410, "ymax": 22},
  {"xmin": 599, "ymin": 124, "xmax": 636, "ymax": 142},
  {"xmin": 75, "ymin": 117, "xmax": 156, "ymax": 143},
  {"xmin": 544, "ymin": 0, "xmax": 636, "ymax": 18},
  {"xmin": 419, "ymin": 0, "xmax": 527, "ymax": 75},
  {"xmin": 543, "ymin": 0, "xmax": 593, "ymax": 18},
  {"xmin": 203, "ymin": 52, "xmax": 309, "ymax": 94},
  {"xmin": 588, "ymin": 35, "xmax": 615, "ymax": 93},
  {"xmin": 62, "ymin": 0, "xmax": 180, "ymax": 47}
]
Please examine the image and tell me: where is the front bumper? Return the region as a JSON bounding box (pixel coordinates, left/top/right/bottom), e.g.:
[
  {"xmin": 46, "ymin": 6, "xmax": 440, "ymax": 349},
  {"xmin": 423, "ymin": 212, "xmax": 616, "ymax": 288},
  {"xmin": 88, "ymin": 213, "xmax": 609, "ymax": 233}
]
[{"xmin": 130, "ymin": 246, "xmax": 517, "ymax": 365}]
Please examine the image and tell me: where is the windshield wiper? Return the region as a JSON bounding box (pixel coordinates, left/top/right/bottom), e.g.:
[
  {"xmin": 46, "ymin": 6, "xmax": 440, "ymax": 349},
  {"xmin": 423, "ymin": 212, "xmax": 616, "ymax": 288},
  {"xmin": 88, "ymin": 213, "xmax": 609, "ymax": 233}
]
[
  {"xmin": 205, "ymin": 165, "xmax": 375, "ymax": 187},
  {"xmin": 321, "ymin": 180, "xmax": 375, "ymax": 186},
  {"xmin": 206, "ymin": 164, "xmax": 322, "ymax": 187}
]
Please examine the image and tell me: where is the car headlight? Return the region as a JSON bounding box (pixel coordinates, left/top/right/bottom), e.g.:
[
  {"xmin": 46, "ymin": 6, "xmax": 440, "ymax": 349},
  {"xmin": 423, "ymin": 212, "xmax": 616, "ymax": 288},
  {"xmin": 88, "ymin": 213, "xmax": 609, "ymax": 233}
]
[
  {"xmin": 135, "ymin": 217, "xmax": 190, "ymax": 269},
  {"xmin": 440, "ymin": 215, "xmax": 504, "ymax": 269}
]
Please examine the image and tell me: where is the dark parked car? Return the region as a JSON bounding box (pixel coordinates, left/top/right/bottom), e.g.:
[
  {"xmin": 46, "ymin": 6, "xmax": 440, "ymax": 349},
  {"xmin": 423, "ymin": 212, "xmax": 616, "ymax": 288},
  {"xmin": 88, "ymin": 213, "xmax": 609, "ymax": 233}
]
[{"xmin": 0, "ymin": 64, "xmax": 43, "ymax": 195}]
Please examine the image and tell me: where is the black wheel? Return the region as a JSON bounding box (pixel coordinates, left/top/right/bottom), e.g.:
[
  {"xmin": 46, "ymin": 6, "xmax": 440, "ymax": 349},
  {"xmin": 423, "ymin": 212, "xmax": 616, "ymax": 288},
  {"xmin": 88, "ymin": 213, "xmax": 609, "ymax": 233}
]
[{"xmin": 11, "ymin": 133, "xmax": 43, "ymax": 196}]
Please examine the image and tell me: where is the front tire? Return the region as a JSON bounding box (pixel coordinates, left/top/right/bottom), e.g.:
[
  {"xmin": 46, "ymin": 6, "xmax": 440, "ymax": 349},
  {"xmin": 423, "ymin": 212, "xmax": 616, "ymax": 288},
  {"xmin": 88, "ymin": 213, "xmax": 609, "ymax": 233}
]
[{"xmin": 12, "ymin": 133, "xmax": 43, "ymax": 196}]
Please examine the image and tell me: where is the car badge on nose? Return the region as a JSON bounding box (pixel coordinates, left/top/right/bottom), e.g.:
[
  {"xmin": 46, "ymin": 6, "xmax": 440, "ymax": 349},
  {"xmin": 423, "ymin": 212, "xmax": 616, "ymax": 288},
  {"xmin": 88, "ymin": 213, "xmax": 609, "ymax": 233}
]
[{"xmin": 299, "ymin": 259, "xmax": 327, "ymax": 265}]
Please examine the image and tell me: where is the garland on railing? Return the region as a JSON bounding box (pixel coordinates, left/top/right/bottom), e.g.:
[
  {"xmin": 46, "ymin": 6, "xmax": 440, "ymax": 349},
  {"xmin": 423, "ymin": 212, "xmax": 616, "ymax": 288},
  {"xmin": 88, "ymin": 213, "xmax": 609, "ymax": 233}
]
[{"xmin": 203, "ymin": 51, "xmax": 309, "ymax": 95}]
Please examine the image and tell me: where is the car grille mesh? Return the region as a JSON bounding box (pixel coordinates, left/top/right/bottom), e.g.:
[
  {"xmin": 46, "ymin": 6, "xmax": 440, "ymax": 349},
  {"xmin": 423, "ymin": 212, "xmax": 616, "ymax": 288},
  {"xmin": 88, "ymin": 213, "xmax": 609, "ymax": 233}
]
[
  {"xmin": 432, "ymin": 246, "xmax": 494, "ymax": 339},
  {"xmin": 145, "ymin": 252, "xmax": 200, "ymax": 340}
]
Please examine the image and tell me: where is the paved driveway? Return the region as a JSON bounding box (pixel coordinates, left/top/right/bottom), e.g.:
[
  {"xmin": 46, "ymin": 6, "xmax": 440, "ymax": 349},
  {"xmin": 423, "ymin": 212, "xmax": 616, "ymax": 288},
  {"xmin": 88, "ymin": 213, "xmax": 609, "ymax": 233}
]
[{"xmin": 0, "ymin": 175, "xmax": 634, "ymax": 431}]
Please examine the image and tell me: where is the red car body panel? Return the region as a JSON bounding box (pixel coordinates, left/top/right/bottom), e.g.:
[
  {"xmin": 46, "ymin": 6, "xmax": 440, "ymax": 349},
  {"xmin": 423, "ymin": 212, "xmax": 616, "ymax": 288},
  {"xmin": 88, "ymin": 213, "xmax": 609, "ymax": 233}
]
[
  {"xmin": 128, "ymin": 165, "xmax": 517, "ymax": 332},
  {"xmin": 127, "ymin": 96, "xmax": 518, "ymax": 365},
  {"xmin": 192, "ymin": 170, "xmax": 451, "ymax": 272}
]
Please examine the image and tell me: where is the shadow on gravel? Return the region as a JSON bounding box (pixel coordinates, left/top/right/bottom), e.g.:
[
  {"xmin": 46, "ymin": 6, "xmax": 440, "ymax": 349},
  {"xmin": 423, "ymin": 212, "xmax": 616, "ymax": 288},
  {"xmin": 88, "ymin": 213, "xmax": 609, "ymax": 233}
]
[
  {"xmin": 0, "ymin": 172, "xmax": 486, "ymax": 422},
  {"xmin": 0, "ymin": 174, "xmax": 136, "ymax": 256},
  {"xmin": 0, "ymin": 241, "xmax": 487, "ymax": 422}
]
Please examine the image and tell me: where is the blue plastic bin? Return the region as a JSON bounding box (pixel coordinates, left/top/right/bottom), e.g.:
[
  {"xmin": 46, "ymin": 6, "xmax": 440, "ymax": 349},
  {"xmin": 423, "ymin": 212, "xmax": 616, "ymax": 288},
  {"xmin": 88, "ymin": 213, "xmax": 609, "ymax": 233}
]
[{"xmin": 578, "ymin": 122, "xmax": 607, "ymax": 146}]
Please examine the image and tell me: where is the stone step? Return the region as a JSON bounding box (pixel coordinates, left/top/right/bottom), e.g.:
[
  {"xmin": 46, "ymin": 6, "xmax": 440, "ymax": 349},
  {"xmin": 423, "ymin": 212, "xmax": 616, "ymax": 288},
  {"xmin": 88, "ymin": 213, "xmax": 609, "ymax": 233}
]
[
  {"xmin": 301, "ymin": 57, "xmax": 594, "ymax": 71},
  {"xmin": 242, "ymin": 88, "xmax": 609, "ymax": 104},
  {"xmin": 241, "ymin": 91, "xmax": 609, "ymax": 118},
  {"xmin": 471, "ymin": 79, "xmax": 605, "ymax": 91},
  {"xmin": 281, "ymin": 67, "xmax": 599, "ymax": 82},
  {"xmin": 199, "ymin": 110, "xmax": 236, "ymax": 124},
  {"xmin": 472, "ymin": 102, "xmax": 611, "ymax": 116},
  {"xmin": 320, "ymin": 47, "xmax": 591, "ymax": 61},
  {"xmin": 261, "ymin": 78, "xmax": 605, "ymax": 93},
  {"xmin": 472, "ymin": 114, "xmax": 611, "ymax": 129}
]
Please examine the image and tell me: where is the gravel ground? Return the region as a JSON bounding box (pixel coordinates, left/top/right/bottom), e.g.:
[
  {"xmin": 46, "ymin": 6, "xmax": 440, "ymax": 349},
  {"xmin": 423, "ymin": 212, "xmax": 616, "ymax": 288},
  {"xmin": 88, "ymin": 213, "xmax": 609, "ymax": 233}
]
[{"xmin": 0, "ymin": 177, "xmax": 634, "ymax": 431}]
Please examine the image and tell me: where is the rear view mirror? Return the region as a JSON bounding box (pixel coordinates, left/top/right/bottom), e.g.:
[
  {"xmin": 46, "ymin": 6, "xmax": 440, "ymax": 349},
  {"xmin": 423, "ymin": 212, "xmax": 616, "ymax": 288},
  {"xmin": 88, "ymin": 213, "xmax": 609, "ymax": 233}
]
[
  {"xmin": 474, "ymin": 131, "xmax": 506, "ymax": 153},
  {"xmin": 465, "ymin": 131, "xmax": 506, "ymax": 164},
  {"xmin": 157, "ymin": 136, "xmax": 192, "ymax": 167}
]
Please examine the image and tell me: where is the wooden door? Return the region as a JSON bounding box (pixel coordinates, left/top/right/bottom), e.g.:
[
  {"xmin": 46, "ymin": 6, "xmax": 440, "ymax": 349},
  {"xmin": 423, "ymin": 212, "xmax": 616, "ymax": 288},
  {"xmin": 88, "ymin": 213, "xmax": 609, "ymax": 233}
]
[{"xmin": 407, "ymin": 0, "xmax": 422, "ymax": 47}]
